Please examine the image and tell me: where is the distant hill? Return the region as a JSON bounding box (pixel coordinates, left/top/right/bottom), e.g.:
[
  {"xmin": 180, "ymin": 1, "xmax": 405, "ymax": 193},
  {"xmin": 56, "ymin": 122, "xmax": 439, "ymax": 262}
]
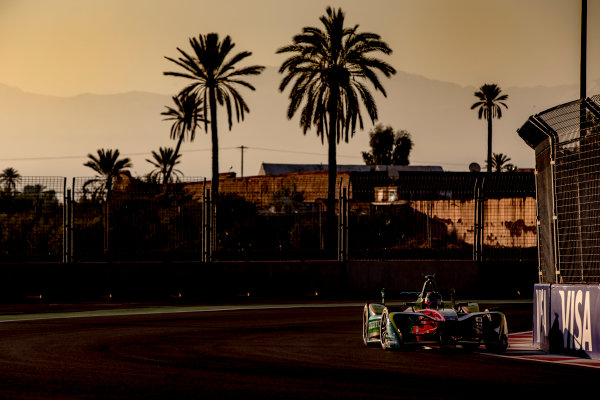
[{"xmin": 0, "ymin": 68, "xmax": 595, "ymax": 178}]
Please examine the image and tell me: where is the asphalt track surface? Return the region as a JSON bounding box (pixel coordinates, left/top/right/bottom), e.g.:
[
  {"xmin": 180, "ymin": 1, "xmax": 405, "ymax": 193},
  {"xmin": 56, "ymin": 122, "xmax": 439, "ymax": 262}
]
[{"xmin": 0, "ymin": 303, "xmax": 596, "ymax": 399}]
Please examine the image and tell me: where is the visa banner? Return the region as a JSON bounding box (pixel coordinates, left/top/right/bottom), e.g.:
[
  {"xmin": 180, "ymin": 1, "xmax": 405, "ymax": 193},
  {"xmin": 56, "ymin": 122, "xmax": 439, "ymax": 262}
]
[
  {"xmin": 534, "ymin": 284, "xmax": 600, "ymax": 359},
  {"xmin": 533, "ymin": 284, "xmax": 551, "ymax": 351}
]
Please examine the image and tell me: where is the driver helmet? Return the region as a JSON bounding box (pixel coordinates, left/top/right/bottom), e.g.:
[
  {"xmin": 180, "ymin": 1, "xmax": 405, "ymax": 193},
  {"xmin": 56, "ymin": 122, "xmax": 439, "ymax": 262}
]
[{"xmin": 424, "ymin": 291, "xmax": 442, "ymax": 309}]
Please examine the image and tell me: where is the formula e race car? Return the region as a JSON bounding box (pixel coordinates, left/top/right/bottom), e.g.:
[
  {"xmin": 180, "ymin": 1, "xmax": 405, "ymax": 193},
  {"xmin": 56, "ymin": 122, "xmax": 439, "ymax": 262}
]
[{"xmin": 362, "ymin": 275, "xmax": 508, "ymax": 353}]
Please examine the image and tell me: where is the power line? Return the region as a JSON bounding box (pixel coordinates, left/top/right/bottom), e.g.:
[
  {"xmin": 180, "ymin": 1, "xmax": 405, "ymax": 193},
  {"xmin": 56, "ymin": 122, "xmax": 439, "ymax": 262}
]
[
  {"xmin": 0, "ymin": 145, "xmax": 469, "ymax": 168},
  {"xmin": 0, "ymin": 148, "xmax": 213, "ymax": 162},
  {"xmin": 227, "ymin": 146, "xmax": 468, "ymax": 166},
  {"xmin": 229, "ymin": 145, "xmax": 362, "ymax": 159}
]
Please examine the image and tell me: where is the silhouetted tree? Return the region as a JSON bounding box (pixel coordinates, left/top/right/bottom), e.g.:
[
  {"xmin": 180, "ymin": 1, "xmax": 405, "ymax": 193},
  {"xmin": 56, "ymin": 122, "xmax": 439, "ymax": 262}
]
[
  {"xmin": 471, "ymin": 84, "xmax": 509, "ymax": 172},
  {"xmin": 486, "ymin": 152, "xmax": 516, "ymax": 172},
  {"xmin": 161, "ymin": 93, "xmax": 204, "ymax": 184},
  {"xmin": 146, "ymin": 147, "xmax": 183, "ymax": 184},
  {"xmin": 164, "ymin": 33, "xmax": 264, "ymax": 197},
  {"xmin": 83, "ymin": 149, "xmax": 132, "ymax": 254},
  {"xmin": 278, "ymin": 7, "xmax": 395, "ymax": 247},
  {"xmin": 0, "ymin": 167, "xmax": 21, "ymax": 195},
  {"xmin": 362, "ymin": 124, "xmax": 413, "ymax": 166},
  {"xmin": 84, "ymin": 149, "xmax": 132, "ymax": 198}
]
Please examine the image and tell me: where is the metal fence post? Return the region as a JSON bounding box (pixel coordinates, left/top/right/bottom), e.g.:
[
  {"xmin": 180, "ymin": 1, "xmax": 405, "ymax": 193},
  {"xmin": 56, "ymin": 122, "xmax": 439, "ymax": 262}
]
[
  {"xmin": 203, "ymin": 188, "xmax": 207, "ymax": 263},
  {"xmin": 337, "ymin": 180, "xmax": 342, "ymax": 261},
  {"xmin": 344, "ymin": 185, "xmax": 349, "ymax": 260},
  {"xmin": 534, "ymin": 169, "xmax": 543, "ymax": 283},
  {"xmin": 337, "ymin": 179, "xmax": 349, "ymax": 262},
  {"xmin": 63, "ymin": 187, "xmax": 70, "ymax": 263},
  {"xmin": 202, "ymin": 188, "xmax": 212, "ymax": 263},
  {"xmin": 473, "ymin": 178, "xmax": 479, "ymax": 261},
  {"xmin": 473, "ymin": 176, "xmax": 485, "ymax": 262},
  {"xmin": 210, "ymin": 190, "xmax": 215, "ymax": 262},
  {"xmin": 549, "ymin": 137, "xmax": 561, "ymax": 283}
]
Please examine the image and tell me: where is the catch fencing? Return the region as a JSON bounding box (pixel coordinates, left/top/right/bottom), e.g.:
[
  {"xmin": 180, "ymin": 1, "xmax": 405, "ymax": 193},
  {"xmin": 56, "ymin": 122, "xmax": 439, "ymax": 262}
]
[
  {"xmin": 0, "ymin": 177, "xmax": 66, "ymax": 262},
  {"xmin": 0, "ymin": 171, "xmax": 536, "ymax": 263},
  {"xmin": 519, "ymin": 94, "xmax": 600, "ymax": 283},
  {"xmin": 68, "ymin": 176, "xmax": 206, "ymax": 262},
  {"xmin": 344, "ymin": 172, "xmax": 536, "ymax": 261}
]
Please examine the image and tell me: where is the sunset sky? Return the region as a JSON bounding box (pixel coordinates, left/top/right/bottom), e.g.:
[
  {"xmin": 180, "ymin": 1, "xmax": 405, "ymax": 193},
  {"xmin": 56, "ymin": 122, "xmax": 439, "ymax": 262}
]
[
  {"xmin": 1, "ymin": 0, "xmax": 596, "ymax": 95},
  {"xmin": 0, "ymin": 0, "xmax": 598, "ymax": 177}
]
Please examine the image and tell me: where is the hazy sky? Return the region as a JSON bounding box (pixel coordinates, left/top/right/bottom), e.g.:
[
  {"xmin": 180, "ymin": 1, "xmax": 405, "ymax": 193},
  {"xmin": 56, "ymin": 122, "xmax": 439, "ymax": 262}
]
[
  {"xmin": 1, "ymin": 0, "xmax": 596, "ymax": 96},
  {"xmin": 0, "ymin": 0, "xmax": 598, "ymax": 178}
]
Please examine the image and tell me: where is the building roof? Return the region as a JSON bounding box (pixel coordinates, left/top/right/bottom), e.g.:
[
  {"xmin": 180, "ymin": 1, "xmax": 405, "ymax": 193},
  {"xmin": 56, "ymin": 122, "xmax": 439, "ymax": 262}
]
[{"xmin": 258, "ymin": 163, "xmax": 442, "ymax": 177}]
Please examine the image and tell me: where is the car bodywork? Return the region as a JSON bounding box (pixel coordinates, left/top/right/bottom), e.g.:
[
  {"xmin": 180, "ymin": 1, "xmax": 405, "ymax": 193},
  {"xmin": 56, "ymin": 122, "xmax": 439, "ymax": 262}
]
[{"xmin": 362, "ymin": 275, "xmax": 508, "ymax": 353}]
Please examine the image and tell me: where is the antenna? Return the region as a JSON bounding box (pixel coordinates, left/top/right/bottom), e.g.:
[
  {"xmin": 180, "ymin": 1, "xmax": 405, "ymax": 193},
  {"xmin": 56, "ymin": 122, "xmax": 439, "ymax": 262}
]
[{"xmin": 238, "ymin": 145, "xmax": 247, "ymax": 178}]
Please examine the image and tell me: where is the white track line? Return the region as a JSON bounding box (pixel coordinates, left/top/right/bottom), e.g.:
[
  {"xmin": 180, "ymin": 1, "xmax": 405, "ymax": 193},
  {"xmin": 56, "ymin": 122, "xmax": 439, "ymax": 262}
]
[
  {"xmin": 484, "ymin": 331, "xmax": 600, "ymax": 369},
  {"xmin": 0, "ymin": 303, "xmax": 364, "ymax": 324}
]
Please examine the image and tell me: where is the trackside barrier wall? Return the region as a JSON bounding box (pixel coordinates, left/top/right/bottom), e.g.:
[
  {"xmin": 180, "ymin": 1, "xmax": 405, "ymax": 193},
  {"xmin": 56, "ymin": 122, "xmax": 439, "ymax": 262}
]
[
  {"xmin": 533, "ymin": 284, "xmax": 551, "ymax": 351},
  {"xmin": 0, "ymin": 260, "xmax": 534, "ymax": 303},
  {"xmin": 533, "ymin": 283, "xmax": 600, "ymax": 359}
]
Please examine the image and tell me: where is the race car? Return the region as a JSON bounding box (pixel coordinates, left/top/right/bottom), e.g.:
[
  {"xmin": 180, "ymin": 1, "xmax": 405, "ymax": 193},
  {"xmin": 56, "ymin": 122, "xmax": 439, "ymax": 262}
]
[{"xmin": 362, "ymin": 275, "xmax": 508, "ymax": 353}]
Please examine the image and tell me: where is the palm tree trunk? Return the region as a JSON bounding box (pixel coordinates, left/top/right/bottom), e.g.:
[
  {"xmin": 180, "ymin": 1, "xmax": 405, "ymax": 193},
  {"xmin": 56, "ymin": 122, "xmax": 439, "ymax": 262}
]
[
  {"xmin": 165, "ymin": 134, "xmax": 184, "ymax": 184},
  {"xmin": 487, "ymin": 115, "xmax": 493, "ymax": 173},
  {"xmin": 208, "ymin": 84, "xmax": 219, "ymax": 260},
  {"xmin": 209, "ymin": 85, "xmax": 219, "ymax": 198},
  {"xmin": 327, "ymin": 87, "xmax": 339, "ymax": 253}
]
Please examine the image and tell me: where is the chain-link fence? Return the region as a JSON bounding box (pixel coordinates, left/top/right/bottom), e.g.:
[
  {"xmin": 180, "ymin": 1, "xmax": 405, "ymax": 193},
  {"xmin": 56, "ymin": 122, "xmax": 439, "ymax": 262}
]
[
  {"xmin": 70, "ymin": 176, "xmax": 205, "ymax": 261},
  {"xmin": 0, "ymin": 177, "xmax": 65, "ymax": 261},
  {"xmin": 347, "ymin": 172, "xmax": 536, "ymax": 261},
  {"xmin": 1, "ymin": 172, "xmax": 536, "ymax": 263},
  {"xmin": 211, "ymin": 174, "xmax": 331, "ymax": 260},
  {"xmin": 519, "ymin": 94, "xmax": 600, "ymax": 283}
]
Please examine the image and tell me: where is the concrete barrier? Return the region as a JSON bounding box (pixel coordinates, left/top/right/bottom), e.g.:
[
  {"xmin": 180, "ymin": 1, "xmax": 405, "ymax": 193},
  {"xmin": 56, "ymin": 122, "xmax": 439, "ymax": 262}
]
[
  {"xmin": 0, "ymin": 260, "xmax": 536, "ymax": 303},
  {"xmin": 534, "ymin": 283, "xmax": 600, "ymax": 359}
]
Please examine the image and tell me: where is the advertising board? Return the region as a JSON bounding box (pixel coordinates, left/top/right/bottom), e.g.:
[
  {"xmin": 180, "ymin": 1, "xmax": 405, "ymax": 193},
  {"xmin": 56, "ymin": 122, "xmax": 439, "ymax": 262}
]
[
  {"xmin": 534, "ymin": 284, "xmax": 600, "ymax": 359},
  {"xmin": 533, "ymin": 284, "xmax": 551, "ymax": 351}
]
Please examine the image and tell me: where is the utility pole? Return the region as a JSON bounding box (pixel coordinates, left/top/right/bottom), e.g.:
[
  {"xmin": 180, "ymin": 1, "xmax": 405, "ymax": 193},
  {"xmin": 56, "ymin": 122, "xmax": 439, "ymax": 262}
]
[
  {"xmin": 581, "ymin": 0, "xmax": 587, "ymax": 99},
  {"xmin": 238, "ymin": 145, "xmax": 247, "ymax": 178}
]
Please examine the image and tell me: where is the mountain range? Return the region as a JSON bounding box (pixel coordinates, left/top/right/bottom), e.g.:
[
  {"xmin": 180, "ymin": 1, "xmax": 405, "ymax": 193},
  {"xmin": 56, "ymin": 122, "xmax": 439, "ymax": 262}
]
[{"xmin": 1, "ymin": 67, "xmax": 596, "ymax": 178}]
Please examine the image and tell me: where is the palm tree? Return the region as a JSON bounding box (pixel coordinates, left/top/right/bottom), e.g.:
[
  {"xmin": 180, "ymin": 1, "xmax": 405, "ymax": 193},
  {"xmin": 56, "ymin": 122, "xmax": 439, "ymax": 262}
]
[
  {"xmin": 161, "ymin": 93, "xmax": 204, "ymax": 183},
  {"xmin": 278, "ymin": 7, "xmax": 395, "ymax": 243},
  {"xmin": 471, "ymin": 84, "xmax": 509, "ymax": 172},
  {"xmin": 83, "ymin": 149, "xmax": 132, "ymax": 255},
  {"xmin": 146, "ymin": 147, "xmax": 183, "ymax": 184},
  {"xmin": 164, "ymin": 33, "xmax": 264, "ymax": 197},
  {"xmin": 84, "ymin": 149, "xmax": 132, "ymax": 197},
  {"xmin": 0, "ymin": 167, "xmax": 21, "ymax": 194},
  {"xmin": 486, "ymin": 152, "xmax": 514, "ymax": 172}
]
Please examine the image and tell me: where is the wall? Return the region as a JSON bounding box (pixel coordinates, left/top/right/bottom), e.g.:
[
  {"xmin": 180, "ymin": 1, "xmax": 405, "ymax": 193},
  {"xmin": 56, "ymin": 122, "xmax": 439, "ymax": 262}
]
[
  {"xmin": 409, "ymin": 198, "xmax": 537, "ymax": 248},
  {"xmin": 0, "ymin": 260, "xmax": 536, "ymax": 303},
  {"xmin": 534, "ymin": 284, "xmax": 600, "ymax": 359}
]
